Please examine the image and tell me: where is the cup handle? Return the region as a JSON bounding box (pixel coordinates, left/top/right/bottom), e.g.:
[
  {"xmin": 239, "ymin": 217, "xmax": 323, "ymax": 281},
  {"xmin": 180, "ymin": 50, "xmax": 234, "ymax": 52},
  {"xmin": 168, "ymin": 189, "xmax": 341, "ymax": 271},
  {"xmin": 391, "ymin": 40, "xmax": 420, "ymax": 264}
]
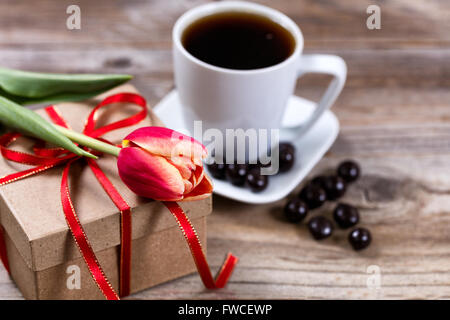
[{"xmin": 291, "ymin": 54, "xmax": 347, "ymax": 138}]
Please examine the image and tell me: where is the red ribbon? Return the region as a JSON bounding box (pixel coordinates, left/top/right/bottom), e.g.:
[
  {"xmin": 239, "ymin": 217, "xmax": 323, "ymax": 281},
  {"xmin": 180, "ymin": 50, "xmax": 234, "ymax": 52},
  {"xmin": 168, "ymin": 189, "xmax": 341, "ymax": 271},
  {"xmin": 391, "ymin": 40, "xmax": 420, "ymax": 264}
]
[
  {"xmin": 163, "ymin": 202, "xmax": 237, "ymax": 289},
  {"xmin": 0, "ymin": 93, "xmax": 237, "ymax": 299}
]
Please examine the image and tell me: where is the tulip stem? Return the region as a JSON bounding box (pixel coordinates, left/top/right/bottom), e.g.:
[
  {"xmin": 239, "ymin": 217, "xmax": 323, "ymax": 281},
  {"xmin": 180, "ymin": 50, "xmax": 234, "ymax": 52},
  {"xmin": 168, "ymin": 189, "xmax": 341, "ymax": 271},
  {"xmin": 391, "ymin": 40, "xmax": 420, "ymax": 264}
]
[{"xmin": 53, "ymin": 125, "xmax": 121, "ymax": 157}]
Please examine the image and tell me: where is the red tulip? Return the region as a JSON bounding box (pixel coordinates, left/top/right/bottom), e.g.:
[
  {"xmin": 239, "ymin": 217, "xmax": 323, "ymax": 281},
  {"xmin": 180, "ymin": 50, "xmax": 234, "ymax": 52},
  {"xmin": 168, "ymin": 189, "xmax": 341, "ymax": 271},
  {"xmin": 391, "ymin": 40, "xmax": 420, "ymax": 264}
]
[{"xmin": 117, "ymin": 126, "xmax": 213, "ymax": 201}]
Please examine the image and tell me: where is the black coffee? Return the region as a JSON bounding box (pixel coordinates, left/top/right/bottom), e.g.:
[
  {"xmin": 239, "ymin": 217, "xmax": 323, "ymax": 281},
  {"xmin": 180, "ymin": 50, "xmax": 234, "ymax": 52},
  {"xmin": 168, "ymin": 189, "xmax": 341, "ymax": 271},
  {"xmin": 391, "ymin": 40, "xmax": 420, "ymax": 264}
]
[{"xmin": 182, "ymin": 11, "xmax": 295, "ymax": 70}]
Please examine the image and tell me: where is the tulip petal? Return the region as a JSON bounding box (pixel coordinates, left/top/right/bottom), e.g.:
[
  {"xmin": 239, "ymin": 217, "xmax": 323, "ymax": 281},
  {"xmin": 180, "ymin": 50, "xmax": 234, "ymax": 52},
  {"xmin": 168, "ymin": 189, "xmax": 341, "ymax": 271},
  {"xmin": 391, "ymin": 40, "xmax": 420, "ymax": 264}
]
[
  {"xmin": 183, "ymin": 179, "xmax": 194, "ymax": 194},
  {"xmin": 167, "ymin": 155, "xmax": 196, "ymax": 180},
  {"xmin": 123, "ymin": 126, "xmax": 207, "ymax": 162},
  {"xmin": 190, "ymin": 165, "xmax": 205, "ymax": 189},
  {"xmin": 117, "ymin": 147, "xmax": 185, "ymax": 201},
  {"xmin": 182, "ymin": 172, "xmax": 213, "ymax": 201}
]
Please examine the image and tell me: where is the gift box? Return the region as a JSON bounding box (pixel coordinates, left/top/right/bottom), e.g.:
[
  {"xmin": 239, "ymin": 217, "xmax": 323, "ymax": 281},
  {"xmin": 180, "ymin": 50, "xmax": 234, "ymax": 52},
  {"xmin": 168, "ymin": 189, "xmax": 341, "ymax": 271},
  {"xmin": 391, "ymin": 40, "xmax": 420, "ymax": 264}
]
[{"xmin": 0, "ymin": 84, "xmax": 212, "ymax": 299}]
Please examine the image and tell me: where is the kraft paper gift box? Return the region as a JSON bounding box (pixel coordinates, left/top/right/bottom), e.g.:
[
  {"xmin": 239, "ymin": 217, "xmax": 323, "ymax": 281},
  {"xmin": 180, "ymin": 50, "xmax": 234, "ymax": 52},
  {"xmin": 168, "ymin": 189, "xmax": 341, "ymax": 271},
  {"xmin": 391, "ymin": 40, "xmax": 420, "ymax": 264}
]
[{"xmin": 0, "ymin": 84, "xmax": 212, "ymax": 299}]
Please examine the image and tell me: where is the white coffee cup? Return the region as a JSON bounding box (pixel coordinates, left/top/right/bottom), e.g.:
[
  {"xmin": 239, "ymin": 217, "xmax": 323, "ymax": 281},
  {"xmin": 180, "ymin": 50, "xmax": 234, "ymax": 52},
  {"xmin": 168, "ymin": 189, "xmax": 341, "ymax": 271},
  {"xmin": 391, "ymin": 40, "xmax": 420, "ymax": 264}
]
[{"xmin": 173, "ymin": 1, "xmax": 346, "ymax": 161}]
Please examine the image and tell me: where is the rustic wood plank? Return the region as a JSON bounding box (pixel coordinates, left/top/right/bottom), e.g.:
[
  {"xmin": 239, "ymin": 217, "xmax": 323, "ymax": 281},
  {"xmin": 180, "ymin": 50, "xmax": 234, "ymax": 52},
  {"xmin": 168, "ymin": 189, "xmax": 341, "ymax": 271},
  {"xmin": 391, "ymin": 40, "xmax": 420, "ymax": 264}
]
[
  {"xmin": 0, "ymin": 0, "xmax": 448, "ymax": 49},
  {"xmin": 0, "ymin": 48, "xmax": 448, "ymax": 92},
  {"xmin": 0, "ymin": 269, "xmax": 22, "ymax": 299}
]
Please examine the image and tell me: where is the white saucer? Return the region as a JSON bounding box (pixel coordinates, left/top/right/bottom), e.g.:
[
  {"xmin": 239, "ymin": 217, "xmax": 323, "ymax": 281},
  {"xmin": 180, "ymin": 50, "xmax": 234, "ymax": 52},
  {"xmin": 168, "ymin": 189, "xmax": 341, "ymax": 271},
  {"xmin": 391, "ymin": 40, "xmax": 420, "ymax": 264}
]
[{"xmin": 153, "ymin": 90, "xmax": 339, "ymax": 204}]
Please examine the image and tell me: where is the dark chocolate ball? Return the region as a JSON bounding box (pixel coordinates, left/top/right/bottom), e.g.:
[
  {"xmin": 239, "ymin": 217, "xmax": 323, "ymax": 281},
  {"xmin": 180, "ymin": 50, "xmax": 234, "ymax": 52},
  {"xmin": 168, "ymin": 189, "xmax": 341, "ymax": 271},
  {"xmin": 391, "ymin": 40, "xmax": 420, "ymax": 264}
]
[
  {"xmin": 299, "ymin": 184, "xmax": 327, "ymax": 209},
  {"xmin": 323, "ymin": 176, "xmax": 347, "ymax": 200},
  {"xmin": 207, "ymin": 162, "xmax": 226, "ymax": 180},
  {"xmin": 246, "ymin": 167, "xmax": 268, "ymax": 192},
  {"xmin": 310, "ymin": 175, "xmax": 328, "ymax": 189},
  {"xmin": 225, "ymin": 163, "xmax": 248, "ymax": 186},
  {"xmin": 337, "ymin": 160, "xmax": 360, "ymax": 183},
  {"xmin": 278, "ymin": 142, "xmax": 295, "ymax": 172},
  {"xmin": 284, "ymin": 199, "xmax": 309, "ymax": 223},
  {"xmin": 333, "ymin": 203, "xmax": 360, "ymax": 229},
  {"xmin": 308, "ymin": 216, "xmax": 334, "ymax": 240},
  {"xmin": 348, "ymin": 228, "xmax": 372, "ymax": 251}
]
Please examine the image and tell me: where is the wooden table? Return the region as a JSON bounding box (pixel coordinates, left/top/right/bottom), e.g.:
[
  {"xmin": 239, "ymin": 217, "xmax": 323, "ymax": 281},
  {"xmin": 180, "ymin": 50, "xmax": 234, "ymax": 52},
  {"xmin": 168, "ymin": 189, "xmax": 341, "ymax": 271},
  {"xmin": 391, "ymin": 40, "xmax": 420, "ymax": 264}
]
[{"xmin": 0, "ymin": 0, "xmax": 449, "ymax": 299}]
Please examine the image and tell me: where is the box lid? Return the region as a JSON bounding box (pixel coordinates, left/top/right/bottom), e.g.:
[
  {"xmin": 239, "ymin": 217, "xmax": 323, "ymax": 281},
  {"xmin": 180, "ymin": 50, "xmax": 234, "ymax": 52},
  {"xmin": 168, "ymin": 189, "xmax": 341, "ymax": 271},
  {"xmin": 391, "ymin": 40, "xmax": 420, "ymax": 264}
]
[{"xmin": 0, "ymin": 84, "xmax": 212, "ymax": 271}]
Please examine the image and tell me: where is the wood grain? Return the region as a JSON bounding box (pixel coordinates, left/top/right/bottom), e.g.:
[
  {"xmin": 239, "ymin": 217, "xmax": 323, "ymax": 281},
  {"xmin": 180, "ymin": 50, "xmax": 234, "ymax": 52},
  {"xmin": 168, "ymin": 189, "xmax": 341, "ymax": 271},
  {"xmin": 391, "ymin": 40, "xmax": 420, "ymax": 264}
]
[
  {"xmin": 0, "ymin": 0, "xmax": 448, "ymax": 48},
  {"xmin": 0, "ymin": 0, "xmax": 449, "ymax": 300}
]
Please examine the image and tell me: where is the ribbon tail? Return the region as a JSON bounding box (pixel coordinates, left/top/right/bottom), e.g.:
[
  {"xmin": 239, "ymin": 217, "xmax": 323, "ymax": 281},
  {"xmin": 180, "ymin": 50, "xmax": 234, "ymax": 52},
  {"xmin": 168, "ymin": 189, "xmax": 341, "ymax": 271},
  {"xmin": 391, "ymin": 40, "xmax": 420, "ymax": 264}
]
[
  {"xmin": 61, "ymin": 160, "xmax": 120, "ymax": 300},
  {"xmin": 162, "ymin": 201, "xmax": 238, "ymax": 289},
  {"xmin": 214, "ymin": 252, "xmax": 238, "ymax": 288}
]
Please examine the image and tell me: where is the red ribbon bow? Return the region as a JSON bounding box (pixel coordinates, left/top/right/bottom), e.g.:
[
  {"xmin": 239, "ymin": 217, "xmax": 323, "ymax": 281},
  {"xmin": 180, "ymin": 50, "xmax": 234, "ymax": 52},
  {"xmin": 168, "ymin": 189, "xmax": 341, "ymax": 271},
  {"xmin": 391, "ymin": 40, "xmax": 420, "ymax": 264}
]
[{"xmin": 0, "ymin": 93, "xmax": 237, "ymax": 300}]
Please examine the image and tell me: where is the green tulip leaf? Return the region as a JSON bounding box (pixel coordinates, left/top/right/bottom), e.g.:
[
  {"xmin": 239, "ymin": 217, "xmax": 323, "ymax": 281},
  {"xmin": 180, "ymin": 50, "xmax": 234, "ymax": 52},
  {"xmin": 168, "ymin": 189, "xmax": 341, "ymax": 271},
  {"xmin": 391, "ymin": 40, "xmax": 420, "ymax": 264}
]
[
  {"xmin": 0, "ymin": 96, "xmax": 96, "ymax": 159},
  {"xmin": 0, "ymin": 67, "xmax": 132, "ymax": 105}
]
